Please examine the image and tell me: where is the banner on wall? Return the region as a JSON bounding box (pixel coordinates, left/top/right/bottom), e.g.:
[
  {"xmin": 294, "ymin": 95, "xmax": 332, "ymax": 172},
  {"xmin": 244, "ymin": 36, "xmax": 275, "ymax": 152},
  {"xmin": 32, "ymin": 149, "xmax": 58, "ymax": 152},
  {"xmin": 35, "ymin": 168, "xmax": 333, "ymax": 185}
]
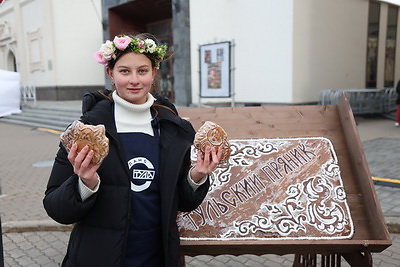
[
  {"xmin": 0, "ymin": 69, "xmax": 21, "ymax": 117},
  {"xmin": 199, "ymin": 41, "xmax": 231, "ymax": 98}
]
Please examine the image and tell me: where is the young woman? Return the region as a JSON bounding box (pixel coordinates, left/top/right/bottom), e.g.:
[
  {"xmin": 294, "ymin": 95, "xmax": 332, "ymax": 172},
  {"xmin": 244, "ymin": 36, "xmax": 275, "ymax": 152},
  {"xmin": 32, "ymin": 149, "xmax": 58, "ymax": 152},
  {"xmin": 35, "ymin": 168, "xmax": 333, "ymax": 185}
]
[{"xmin": 43, "ymin": 33, "xmax": 222, "ymax": 267}]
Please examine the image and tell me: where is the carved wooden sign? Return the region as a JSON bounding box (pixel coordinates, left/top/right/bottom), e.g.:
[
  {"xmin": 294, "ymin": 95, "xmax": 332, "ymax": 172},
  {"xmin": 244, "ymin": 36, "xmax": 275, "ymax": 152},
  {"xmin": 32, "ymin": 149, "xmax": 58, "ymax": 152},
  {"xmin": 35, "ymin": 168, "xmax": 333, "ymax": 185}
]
[{"xmin": 177, "ymin": 137, "xmax": 354, "ymax": 240}]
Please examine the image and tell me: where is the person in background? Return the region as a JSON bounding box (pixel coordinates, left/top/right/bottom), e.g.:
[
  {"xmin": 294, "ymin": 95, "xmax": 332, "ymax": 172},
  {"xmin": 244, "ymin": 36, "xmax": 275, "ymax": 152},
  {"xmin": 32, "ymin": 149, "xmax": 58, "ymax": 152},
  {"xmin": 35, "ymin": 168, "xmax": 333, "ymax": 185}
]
[
  {"xmin": 43, "ymin": 33, "xmax": 222, "ymax": 267},
  {"xmin": 396, "ymin": 79, "xmax": 400, "ymax": 127}
]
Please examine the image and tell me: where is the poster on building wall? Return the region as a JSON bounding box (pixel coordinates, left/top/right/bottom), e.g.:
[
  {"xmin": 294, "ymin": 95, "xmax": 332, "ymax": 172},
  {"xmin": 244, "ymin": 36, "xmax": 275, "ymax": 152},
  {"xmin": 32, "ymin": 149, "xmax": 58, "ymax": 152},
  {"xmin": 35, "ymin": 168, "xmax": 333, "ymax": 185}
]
[{"xmin": 200, "ymin": 42, "xmax": 231, "ymax": 98}]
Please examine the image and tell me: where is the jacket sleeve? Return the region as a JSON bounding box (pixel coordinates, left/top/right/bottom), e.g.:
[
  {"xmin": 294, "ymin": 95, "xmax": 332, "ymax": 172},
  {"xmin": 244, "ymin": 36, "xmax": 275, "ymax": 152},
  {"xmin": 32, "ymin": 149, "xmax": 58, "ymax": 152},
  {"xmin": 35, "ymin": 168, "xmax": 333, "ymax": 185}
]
[
  {"xmin": 177, "ymin": 143, "xmax": 210, "ymax": 212},
  {"xmin": 43, "ymin": 143, "xmax": 98, "ymax": 225}
]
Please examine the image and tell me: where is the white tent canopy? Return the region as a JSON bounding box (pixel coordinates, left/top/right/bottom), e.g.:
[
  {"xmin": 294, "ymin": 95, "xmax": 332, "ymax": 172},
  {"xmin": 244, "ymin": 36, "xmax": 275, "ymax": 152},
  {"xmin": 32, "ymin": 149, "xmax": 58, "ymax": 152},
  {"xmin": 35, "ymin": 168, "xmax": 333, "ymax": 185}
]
[
  {"xmin": 378, "ymin": 0, "xmax": 400, "ymax": 6},
  {"xmin": 0, "ymin": 69, "xmax": 21, "ymax": 117}
]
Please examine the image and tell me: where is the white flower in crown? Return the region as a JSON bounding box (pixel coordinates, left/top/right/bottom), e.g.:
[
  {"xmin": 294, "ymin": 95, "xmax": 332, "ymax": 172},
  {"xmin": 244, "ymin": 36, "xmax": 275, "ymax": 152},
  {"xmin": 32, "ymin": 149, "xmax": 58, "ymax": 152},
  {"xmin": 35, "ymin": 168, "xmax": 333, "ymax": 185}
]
[
  {"xmin": 100, "ymin": 40, "xmax": 116, "ymax": 60},
  {"xmin": 144, "ymin": 39, "xmax": 156, "ymax": 53}
]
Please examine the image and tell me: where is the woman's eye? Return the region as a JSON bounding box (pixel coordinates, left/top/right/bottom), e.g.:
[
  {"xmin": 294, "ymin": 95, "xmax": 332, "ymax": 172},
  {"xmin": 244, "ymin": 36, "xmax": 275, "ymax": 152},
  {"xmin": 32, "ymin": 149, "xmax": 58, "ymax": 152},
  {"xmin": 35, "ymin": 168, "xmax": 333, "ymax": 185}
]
[
  {"xmin": 120, "ymin": 69, "xmax": 129, "ymax": 74},
  {"xmin": 138, "ymin": 69, "xmax": 148, "ymax": 74}
]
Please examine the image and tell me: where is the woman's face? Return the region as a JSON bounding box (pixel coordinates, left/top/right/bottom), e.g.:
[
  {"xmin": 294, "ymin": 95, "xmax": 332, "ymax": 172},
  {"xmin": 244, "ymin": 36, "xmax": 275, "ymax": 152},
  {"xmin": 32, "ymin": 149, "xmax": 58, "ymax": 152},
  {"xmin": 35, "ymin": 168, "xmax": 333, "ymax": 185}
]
[{"xmin": 107, "ymin": 52, "xmax": 157, "ymax": 104}]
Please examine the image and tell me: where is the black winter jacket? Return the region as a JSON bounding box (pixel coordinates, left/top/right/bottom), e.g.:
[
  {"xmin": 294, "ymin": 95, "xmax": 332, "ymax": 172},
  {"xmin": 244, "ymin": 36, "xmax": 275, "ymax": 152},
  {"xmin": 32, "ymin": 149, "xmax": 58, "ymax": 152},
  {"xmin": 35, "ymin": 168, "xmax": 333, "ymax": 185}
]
[{"xmin": 43, "ymin": 90, "xmax": 210, "ymax": 267}]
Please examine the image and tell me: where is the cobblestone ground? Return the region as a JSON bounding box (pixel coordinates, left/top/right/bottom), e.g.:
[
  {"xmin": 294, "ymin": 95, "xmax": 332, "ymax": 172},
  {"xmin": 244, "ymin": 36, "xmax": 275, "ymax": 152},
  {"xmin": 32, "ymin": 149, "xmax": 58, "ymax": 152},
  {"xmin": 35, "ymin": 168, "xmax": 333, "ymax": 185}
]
[
  {"xmin": 363, "ymin": 137, "xmax": 400, "ymax": 181},
  {"xmin": 0, "ymin": 126, "xmax": 59, "ymax": 223},
  {"xmin": 375, "ymin": 185, "xmax": 400, "ymax": 217},
  {"xmin": 3, "ymin": 231, "xmax": 399, "ymax": 266},
  {"xmin": 1, "ymin": 114, "xmax": 400, "ymax": 267},
  {"xmin": 3, "ymin": 231, "xmax": 69, "ymax": 267}
]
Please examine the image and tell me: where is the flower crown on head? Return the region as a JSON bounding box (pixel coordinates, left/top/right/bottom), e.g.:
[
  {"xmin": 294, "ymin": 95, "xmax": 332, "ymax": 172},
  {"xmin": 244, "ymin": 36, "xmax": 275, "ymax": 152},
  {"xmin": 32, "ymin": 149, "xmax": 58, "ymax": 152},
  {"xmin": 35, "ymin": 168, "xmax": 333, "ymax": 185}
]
[{"xmin": 94, "ymin": 35, "xmax": 168, "ymax": 69}]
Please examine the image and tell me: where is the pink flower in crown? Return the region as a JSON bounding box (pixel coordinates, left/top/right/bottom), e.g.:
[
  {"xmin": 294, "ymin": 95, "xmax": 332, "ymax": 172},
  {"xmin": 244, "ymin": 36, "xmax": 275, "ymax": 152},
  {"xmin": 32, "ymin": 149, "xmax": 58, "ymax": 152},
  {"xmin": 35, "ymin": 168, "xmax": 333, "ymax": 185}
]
[
  {"xmin": 113, "ymin": 36, "xmax": 131, "ymax": 50},
  {"xmin": 137, "ymin": 40, "xmax": 145, "ymax": 53},
  {"xmin": 94, "ymin": 51, "xmax": 108, "ymax": 65}
]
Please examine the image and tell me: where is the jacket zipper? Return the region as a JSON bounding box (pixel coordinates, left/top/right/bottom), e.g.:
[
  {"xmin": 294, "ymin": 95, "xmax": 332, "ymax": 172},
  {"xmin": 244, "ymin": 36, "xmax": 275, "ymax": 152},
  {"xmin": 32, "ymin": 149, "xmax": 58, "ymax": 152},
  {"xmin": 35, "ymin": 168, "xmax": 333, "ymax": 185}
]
[{"xmin": 107, "ymin": 131, "xmax": 132, "ymax": 266}]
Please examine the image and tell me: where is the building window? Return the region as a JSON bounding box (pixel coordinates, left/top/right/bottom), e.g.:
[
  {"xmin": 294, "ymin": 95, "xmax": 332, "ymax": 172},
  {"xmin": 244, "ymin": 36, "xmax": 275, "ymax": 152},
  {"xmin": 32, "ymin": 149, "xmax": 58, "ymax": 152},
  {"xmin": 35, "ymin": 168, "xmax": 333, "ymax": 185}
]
[
  {"xmin": 27, "ymin": 28, "xmax": 45, "ymax": 72},
  {"xmin": 384, "ymin": 5, "xmax": 398, "ymax": 87},
  {"xmin": 366, "ymin": 2, "xmax": 380, "ymax": 88}
]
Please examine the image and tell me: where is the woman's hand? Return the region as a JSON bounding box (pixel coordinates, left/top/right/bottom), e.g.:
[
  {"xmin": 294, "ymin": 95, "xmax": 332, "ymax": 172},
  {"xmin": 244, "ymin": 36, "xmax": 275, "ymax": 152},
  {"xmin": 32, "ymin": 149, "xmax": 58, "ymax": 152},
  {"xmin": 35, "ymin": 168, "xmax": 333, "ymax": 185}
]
[
  {"xmin": 190, "ymin": 146, "xmax": 223, "ymax": 183},
  {"xmin": 68, "ymin": 143, "xmax": 101, "ymax": 190}
]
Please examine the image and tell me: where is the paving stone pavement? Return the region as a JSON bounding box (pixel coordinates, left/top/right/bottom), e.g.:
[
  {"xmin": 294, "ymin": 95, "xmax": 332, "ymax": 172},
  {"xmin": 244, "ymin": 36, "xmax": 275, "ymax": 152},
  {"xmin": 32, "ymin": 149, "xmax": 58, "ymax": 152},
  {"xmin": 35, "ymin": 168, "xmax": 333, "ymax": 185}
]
[
  {"xmin": 363, "ymin": 137, "xmax": 400, "ymax": 181},
  {"xmin": 1, "ymin": 106, "xmax": 400, "ymax": 266},
  {"xmin": 2, "ymin": 230, "xmax": 400, "ymax": 266}
]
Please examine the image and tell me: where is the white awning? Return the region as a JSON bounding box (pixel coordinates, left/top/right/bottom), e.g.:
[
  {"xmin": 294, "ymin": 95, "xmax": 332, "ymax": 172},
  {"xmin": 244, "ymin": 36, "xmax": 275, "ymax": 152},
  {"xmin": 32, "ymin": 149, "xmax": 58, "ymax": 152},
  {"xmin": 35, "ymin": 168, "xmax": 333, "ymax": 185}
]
[
  {"xmin": 378, "ymin": 0, "xmax": 400, "ymax": 6},
  {"xmin": 0, "ymin": 69, "xmax": 21, "ymax": 117}
]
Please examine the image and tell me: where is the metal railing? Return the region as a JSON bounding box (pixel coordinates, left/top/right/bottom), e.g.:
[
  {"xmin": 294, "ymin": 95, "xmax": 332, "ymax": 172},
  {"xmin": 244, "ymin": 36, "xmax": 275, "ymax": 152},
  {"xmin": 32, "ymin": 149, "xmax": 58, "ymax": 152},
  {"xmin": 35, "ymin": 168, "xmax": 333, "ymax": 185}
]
[
  {"xmin": 319, "ymin": 88, "xmax": 397, "ymax": 115},
  {"xmin": 20, "ymin": 83, "xmax": 37, "ymax": 106}
]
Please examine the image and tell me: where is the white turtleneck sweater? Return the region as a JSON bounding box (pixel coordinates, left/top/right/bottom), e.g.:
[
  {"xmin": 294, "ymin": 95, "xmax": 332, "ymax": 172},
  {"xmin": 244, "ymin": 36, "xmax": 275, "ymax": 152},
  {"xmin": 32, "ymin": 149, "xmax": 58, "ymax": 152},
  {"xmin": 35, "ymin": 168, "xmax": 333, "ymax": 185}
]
[{"xmin": 113, "ymin": 91, "xmax": 155, "ymax": 135}]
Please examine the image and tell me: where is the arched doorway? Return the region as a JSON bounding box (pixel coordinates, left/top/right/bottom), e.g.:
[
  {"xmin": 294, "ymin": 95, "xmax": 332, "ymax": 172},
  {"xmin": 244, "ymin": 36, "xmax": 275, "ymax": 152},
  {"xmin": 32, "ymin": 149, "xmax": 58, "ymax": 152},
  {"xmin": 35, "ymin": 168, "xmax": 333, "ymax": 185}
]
[{"xmin": 7, "ymin": 50, "xmax": 16, "ymax": 72}]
